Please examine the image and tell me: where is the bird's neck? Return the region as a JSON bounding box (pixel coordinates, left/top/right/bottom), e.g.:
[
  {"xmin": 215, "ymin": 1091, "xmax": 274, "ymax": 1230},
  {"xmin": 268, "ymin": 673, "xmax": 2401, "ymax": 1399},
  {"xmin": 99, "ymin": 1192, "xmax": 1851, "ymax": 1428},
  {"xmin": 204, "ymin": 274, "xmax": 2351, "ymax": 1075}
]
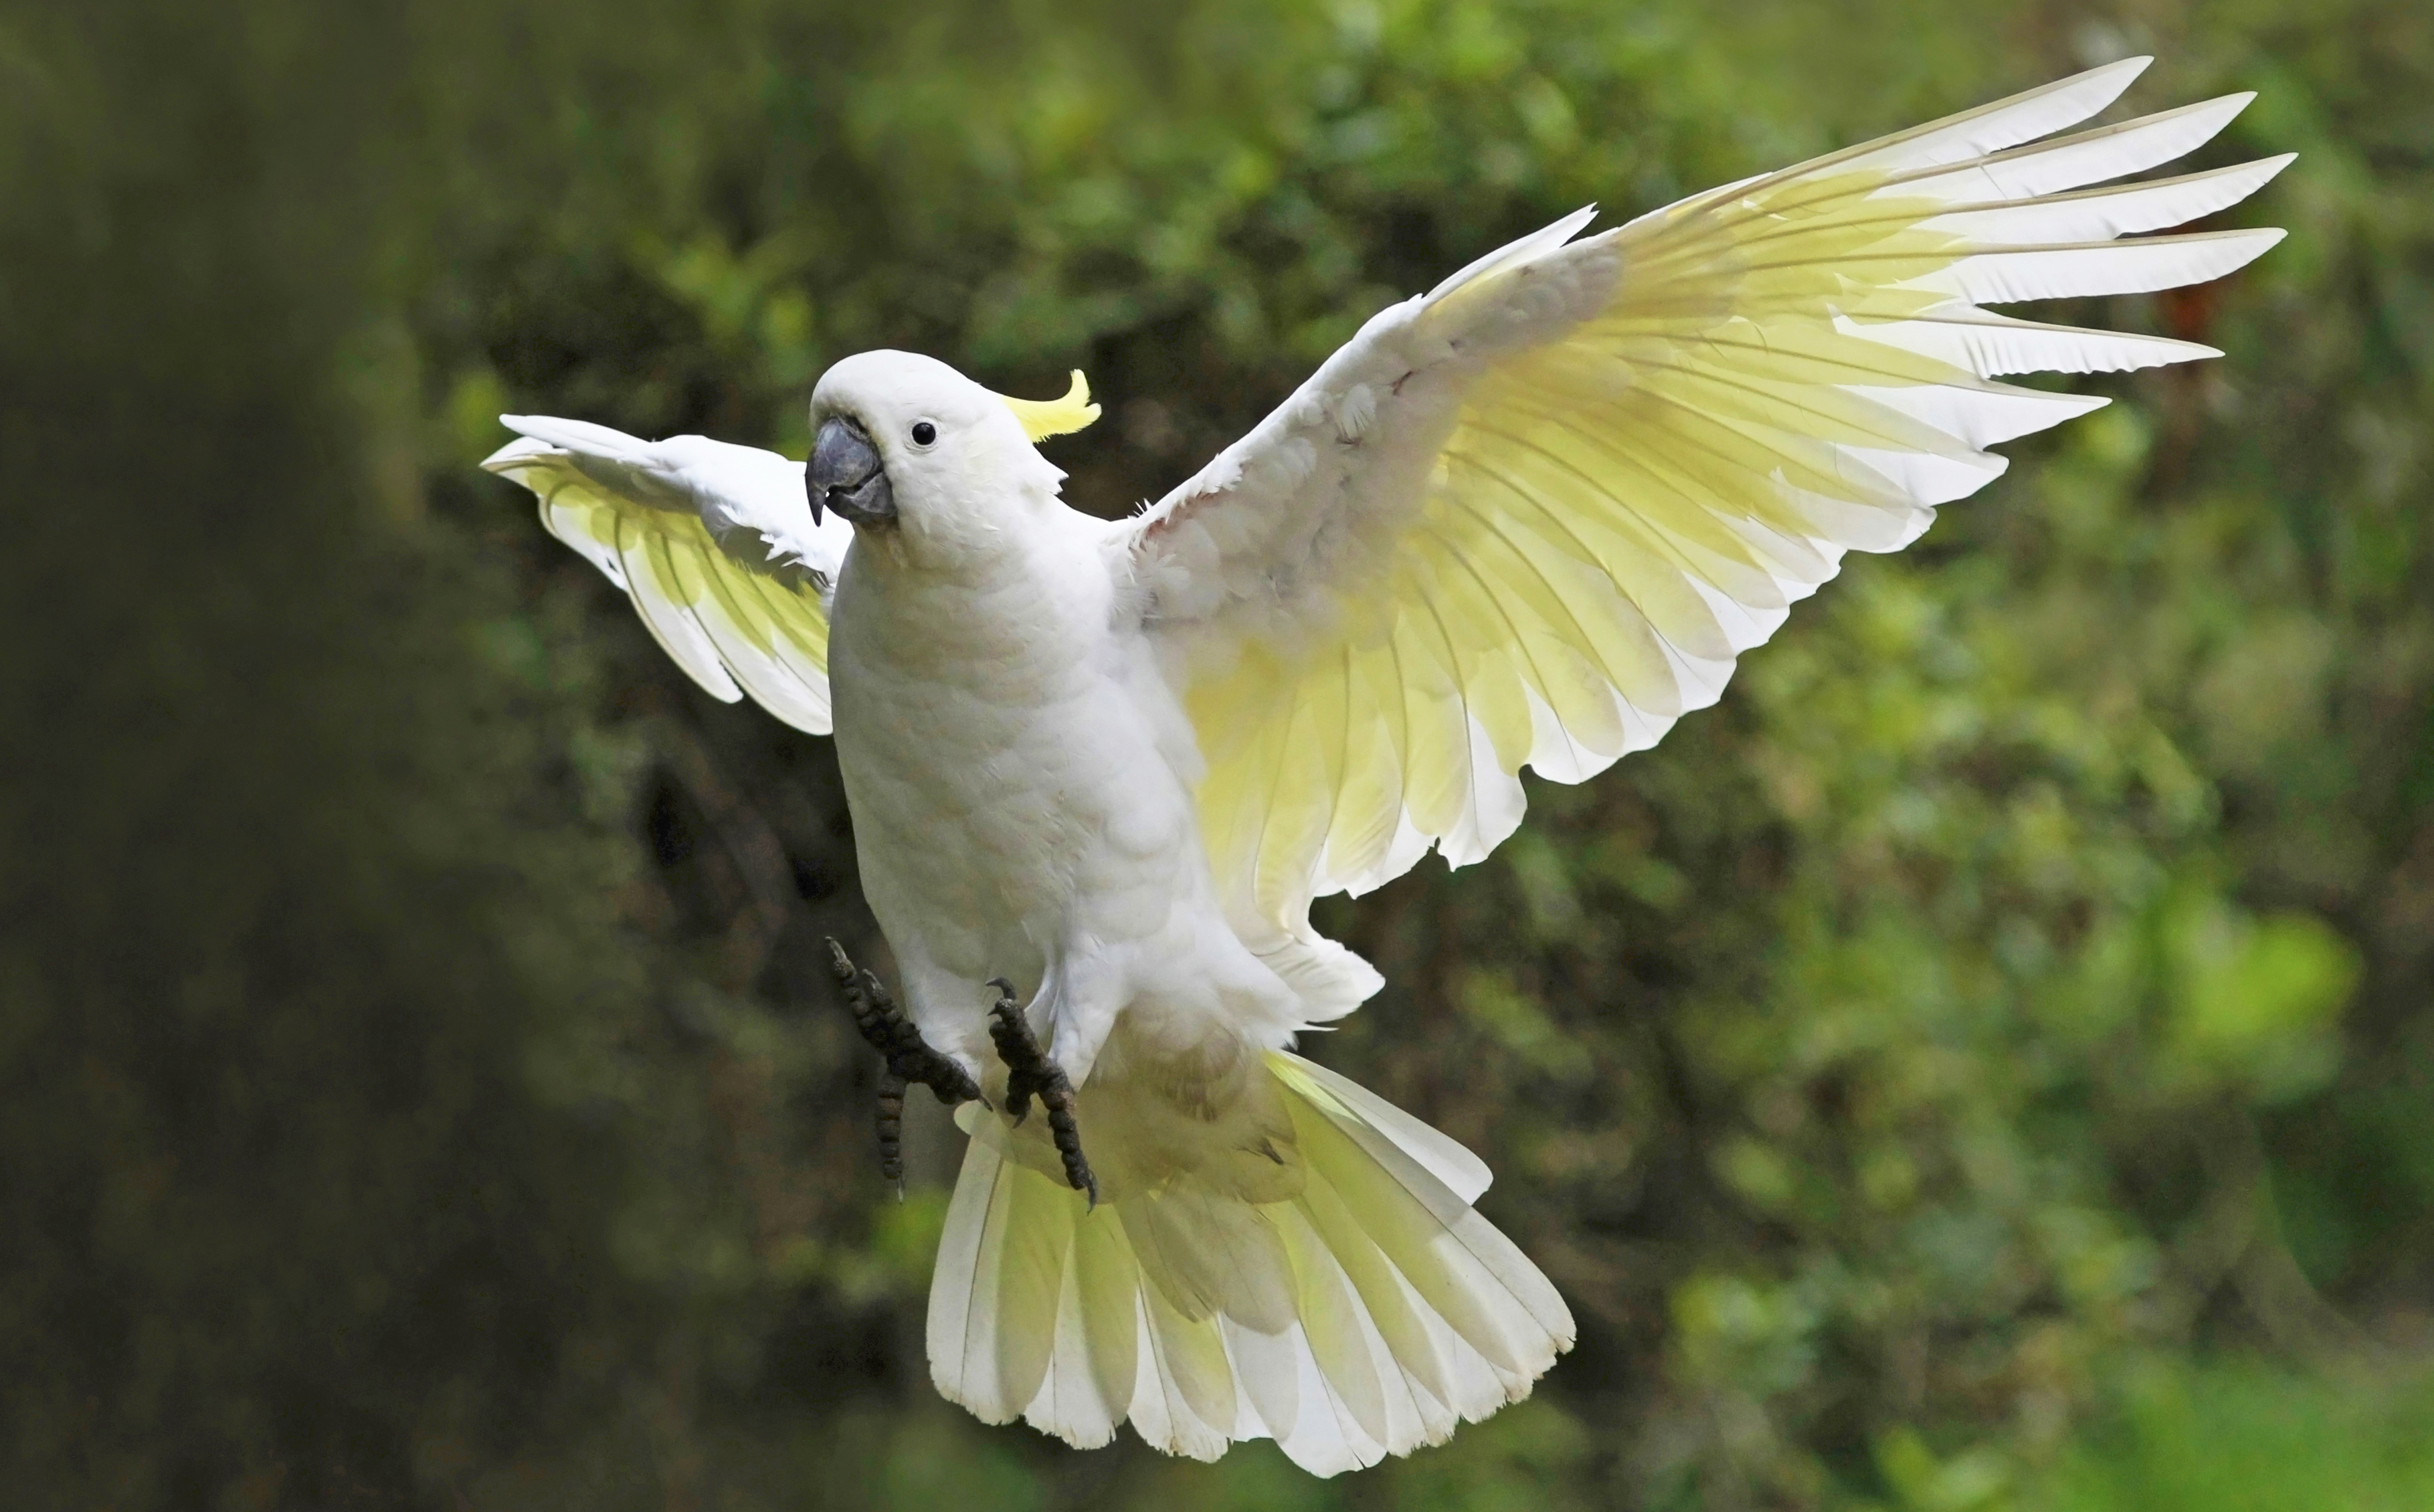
[
  {"xmin": 834, "ymin": 506, "xmax": 1117, "ymax": 684},
  {"xmin": 852, "ymin": 480, "xmax": 1087, "ymax": 582}
]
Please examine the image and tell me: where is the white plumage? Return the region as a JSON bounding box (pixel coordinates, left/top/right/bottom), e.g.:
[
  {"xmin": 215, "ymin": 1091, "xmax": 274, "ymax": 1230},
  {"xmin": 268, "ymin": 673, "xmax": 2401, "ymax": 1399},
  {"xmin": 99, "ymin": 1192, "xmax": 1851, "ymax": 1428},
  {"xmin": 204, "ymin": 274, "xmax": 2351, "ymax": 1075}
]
[{"xmin": 484, "ymin": 60, "xmax": 2283, "ymax": 1475}]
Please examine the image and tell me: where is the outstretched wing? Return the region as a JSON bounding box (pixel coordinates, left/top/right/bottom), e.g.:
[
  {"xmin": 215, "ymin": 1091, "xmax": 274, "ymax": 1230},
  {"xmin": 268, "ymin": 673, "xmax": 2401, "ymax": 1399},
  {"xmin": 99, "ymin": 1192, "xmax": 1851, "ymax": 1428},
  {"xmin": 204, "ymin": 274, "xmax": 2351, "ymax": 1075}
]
[
  {"xmin": 1121, "ymin": 58, "xmax": 2287, "ymax": 937},
  {"xmin": 483, "ymin": 415, "xmax": 855, "ymax": 733}
]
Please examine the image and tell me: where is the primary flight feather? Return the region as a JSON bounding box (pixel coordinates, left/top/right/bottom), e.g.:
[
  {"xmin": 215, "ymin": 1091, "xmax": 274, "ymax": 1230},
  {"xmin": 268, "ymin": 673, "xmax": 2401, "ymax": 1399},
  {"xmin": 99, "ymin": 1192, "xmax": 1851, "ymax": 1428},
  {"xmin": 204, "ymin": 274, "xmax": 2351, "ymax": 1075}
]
[{"xmin": 485, "ymin": 58, "xmax": 2283, "ymax": 1475}]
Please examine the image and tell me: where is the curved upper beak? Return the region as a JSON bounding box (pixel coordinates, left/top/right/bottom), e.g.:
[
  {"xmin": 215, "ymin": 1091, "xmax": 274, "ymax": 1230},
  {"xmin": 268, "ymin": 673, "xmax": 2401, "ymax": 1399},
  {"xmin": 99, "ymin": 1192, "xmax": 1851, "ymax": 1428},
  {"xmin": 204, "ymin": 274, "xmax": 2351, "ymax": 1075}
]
[{"xmin": 807, "ymin": 414, "xmax": 896, "ymax": 527}]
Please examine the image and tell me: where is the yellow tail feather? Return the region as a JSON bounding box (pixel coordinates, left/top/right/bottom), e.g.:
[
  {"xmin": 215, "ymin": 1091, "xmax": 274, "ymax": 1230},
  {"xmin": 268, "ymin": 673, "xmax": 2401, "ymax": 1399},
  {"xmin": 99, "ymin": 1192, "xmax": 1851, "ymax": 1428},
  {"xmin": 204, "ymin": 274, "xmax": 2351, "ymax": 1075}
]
[{"xmin": 927, "ymin": 1052, "xmax": 1574, "ymax": 1475}]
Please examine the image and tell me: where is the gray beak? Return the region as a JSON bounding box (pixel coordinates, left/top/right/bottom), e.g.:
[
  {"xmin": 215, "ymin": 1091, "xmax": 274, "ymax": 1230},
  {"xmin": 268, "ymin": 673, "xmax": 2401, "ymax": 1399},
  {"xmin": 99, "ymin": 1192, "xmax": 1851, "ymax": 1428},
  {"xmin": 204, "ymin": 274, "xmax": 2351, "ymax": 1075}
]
[{"xmin": 807, "ymin": 415, "xmax": 896, "ymax": 527}]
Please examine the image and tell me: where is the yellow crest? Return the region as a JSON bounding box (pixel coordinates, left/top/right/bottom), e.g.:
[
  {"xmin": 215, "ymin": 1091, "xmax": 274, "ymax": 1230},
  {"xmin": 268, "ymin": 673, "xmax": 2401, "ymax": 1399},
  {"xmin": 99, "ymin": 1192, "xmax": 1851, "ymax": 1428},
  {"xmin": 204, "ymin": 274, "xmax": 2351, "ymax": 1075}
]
[{"xmin": 995, "ymin": 370, "xmax": 1101, "ymax": 443}]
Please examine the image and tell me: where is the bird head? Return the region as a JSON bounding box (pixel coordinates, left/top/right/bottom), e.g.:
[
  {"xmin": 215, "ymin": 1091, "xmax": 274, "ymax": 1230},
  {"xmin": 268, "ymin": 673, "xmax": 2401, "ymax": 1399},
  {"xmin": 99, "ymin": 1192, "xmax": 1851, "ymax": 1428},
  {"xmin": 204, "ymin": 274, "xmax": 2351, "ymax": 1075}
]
[{"xmin": 806, "ymin": 351, "xmax": 1098, "ymax": 554}]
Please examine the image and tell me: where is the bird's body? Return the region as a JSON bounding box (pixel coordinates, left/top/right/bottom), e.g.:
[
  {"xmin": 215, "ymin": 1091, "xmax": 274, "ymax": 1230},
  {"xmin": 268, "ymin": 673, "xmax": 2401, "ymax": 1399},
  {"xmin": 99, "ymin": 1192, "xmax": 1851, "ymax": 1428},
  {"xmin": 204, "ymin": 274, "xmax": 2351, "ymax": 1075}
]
[
  {"xmin": 826, "ymin": 485, "xmax": 1564, "ymax": 1464},
  {"xmin": 825, "ymin": 444, "xmax": 1298, "ymax": 1097},
  {"xmin": 484, "ymin": 59, "xmax": 2287, "ymax": 1474}
]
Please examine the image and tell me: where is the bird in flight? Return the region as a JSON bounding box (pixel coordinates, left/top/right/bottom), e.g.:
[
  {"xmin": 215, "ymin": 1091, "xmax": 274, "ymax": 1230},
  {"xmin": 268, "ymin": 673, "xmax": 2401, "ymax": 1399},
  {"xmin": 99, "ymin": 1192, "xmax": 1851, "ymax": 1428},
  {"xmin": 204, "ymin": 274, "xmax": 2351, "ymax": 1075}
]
[{"xmin": 485, "ymin": 58, "xmax": 2283, "ymax": 1475}]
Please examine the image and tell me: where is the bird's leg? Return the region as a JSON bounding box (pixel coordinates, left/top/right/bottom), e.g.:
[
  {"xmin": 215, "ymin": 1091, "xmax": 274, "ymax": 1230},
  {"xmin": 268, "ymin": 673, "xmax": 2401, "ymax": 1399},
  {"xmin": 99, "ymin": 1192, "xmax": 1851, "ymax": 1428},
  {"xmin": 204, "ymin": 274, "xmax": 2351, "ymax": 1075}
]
[
  {"xmin": 872, "ymin": 1067, "xmax": 909, "ymax": 1190},
  {"xmin": 986, "ymin": 977, "xmax": 1099, "ymax": 1206},
  {"xmin": 826, "ymin": 938, "xmax": 985, "ymax": 1194}
]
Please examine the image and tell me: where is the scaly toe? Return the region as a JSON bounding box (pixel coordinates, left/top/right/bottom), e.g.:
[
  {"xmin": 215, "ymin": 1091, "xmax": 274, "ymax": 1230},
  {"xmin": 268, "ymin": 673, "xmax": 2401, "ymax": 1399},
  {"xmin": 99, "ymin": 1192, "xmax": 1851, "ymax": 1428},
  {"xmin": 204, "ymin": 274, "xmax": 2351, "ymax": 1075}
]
[
  {"xmin": 826, "ymin": 937, "xmax": 985, "ymax": 1186},
  {"xmin": 983, "ymin": 981, "xmax": 1097, "ymax": 1204}
]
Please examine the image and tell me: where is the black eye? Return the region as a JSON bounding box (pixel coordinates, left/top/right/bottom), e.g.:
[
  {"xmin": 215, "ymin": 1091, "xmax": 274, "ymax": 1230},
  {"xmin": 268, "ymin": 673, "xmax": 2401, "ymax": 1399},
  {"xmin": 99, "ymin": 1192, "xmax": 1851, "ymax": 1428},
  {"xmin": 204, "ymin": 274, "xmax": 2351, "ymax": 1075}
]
[{"xmin": 910, "ymin": 421, "xmax": 937, "ymax": 447}]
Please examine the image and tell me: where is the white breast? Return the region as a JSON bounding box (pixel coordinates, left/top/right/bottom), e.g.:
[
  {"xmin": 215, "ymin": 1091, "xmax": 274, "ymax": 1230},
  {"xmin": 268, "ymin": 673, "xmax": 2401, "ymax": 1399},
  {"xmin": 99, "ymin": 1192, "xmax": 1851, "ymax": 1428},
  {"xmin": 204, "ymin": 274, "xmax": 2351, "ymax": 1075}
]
[{"xmin": 826, "ymin": 515, "xmax": 1208, "ymax": 1059}]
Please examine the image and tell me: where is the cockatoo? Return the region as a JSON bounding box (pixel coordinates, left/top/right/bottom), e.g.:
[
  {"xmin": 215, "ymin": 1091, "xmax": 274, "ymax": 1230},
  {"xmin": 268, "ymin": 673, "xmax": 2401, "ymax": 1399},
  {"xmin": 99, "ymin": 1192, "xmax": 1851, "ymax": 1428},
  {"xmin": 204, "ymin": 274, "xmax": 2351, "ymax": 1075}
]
[{"xmin": 484, "ymin": 59, "xmax": 2284, "ymax": 1475}]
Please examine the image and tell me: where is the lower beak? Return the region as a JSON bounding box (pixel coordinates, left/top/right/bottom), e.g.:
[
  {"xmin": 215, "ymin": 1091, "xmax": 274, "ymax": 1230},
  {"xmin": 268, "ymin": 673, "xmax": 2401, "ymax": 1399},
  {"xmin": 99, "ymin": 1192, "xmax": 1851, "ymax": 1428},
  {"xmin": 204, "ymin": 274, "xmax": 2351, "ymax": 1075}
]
[{"xmin": 807, "ymin": 415, "xmax": 896, "ymax": 527}]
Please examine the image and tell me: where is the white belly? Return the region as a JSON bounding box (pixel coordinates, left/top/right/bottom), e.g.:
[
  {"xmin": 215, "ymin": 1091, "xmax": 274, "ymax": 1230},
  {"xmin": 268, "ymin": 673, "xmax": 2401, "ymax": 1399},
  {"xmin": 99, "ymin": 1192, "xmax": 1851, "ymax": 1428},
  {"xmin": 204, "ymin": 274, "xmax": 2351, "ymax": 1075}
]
[{"xmin": 826, "ymin": 529, "xmax": 1288, "ymax": 1080}]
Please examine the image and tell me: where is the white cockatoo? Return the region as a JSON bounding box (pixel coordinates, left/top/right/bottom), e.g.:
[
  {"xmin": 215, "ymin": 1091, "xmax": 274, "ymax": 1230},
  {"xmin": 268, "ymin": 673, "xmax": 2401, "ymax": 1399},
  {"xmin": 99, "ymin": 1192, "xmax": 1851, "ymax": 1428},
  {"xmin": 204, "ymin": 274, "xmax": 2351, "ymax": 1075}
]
[{"xmin": 485, "ymin": 59, "xmax": 2284, "ymax": 1475}]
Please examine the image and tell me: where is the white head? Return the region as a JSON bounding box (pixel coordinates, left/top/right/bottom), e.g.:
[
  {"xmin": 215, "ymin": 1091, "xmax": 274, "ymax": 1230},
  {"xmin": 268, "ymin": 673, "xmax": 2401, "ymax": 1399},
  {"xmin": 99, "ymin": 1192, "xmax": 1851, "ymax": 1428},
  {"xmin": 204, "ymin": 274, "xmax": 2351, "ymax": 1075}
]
[{"xmin": 806, "ymin": 351, "xmax": 1098, "ymax": 569}]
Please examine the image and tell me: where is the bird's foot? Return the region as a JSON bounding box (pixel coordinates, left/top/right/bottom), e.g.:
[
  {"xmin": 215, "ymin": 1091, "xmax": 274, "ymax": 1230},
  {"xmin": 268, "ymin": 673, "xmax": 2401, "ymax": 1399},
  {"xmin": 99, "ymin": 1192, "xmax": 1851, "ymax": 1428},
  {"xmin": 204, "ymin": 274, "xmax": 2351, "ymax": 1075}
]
[
  {"xmin": 827, "ymin": 938, "xmax": 985, "ymax": 1194},
  {"xmin": 986, "ymin": 977, "xmax": 1099, "ymax": 1206}
]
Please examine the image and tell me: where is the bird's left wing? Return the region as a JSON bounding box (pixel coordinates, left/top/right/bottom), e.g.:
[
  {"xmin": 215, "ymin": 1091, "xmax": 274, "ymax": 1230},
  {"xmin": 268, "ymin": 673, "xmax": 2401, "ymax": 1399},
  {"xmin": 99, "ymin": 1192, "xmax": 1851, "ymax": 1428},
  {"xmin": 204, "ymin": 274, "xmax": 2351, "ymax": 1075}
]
[
  {"xmin": 483, "ymin": 415, "xmax": 854, "ymax": 734},
  {"xmin": 1119, "ymin": 58, "xmax": 2286, "ymax": 940}
]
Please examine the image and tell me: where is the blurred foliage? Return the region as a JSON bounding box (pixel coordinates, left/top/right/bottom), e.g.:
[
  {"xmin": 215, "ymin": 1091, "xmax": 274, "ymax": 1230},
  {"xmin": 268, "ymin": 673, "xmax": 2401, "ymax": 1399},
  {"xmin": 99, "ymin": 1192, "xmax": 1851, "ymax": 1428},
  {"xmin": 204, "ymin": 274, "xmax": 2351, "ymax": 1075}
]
[
  {"xmin": 5, "ymin": 0, "xmax": 2432, "ymax": 1507},
  {"xmin": 2004, "ymin": 1355, "xmax": 2434, "ymax": 1512}
]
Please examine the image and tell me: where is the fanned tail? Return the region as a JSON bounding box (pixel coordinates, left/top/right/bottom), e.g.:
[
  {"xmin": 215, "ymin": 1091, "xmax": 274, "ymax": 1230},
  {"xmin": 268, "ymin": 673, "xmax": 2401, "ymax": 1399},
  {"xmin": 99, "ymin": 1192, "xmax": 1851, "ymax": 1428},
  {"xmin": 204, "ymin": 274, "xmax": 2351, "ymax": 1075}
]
[{"xmin": 927, "ymin": 1052, "xmax": 1573, "ymax": 1475}]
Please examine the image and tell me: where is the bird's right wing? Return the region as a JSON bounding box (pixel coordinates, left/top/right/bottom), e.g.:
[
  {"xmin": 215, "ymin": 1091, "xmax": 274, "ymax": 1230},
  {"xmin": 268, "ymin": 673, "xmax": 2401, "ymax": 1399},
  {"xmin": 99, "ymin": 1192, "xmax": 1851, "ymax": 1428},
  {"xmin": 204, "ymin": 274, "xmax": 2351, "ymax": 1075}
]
[{"xmin": 483, "ymin": 415, "xmax": 854, "ymax": 734}]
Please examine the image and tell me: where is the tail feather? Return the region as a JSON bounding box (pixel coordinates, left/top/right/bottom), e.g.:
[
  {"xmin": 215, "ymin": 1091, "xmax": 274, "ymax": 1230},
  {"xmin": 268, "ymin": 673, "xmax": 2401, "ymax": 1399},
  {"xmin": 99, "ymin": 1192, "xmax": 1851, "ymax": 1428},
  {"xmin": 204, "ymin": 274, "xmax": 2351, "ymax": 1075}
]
[
  {"xmin": 927, "ymin": 1052, "xmax": 1575, "ymax": 1475},
  {"xmin": 990, "ymin": 1161, "xmax": 1070, "ymax": 1416},
  {"xmin": 1273, "ymin": 1202, "xmax": 1396, "ymax": 1442},
  {"xmin": 1269, "ymin": 1053, "xmax": 1493, "ymax": 1205},
  {"xmin": 1071, "ymin": 1211, "xmax": 1139, "ymax": 1427},
  {"xmin": 1141, "ymin": 1279, "xmax": 1235, "ymax": 1448}
]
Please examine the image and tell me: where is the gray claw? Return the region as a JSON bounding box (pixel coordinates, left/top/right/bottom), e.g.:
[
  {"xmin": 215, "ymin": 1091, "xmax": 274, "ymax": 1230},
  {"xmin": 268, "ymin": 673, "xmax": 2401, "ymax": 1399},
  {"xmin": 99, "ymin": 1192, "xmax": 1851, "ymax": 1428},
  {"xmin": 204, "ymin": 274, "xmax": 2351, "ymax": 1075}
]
[
  {"xmin": 986, "ymin": 977, "xmax": 1098, "ymax": 1205},
  {"xmin": 828, "ymin": 937, "xmax": 985, "ymax": 1192}
]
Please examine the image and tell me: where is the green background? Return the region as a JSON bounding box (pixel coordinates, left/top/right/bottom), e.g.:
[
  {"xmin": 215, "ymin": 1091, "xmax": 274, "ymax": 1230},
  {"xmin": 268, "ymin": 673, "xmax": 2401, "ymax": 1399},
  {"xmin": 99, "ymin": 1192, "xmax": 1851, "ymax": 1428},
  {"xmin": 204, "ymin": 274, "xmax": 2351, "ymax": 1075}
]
[{"xmin": 7, "ymin": 0, "xmax": 2431, "ymax": 1506}]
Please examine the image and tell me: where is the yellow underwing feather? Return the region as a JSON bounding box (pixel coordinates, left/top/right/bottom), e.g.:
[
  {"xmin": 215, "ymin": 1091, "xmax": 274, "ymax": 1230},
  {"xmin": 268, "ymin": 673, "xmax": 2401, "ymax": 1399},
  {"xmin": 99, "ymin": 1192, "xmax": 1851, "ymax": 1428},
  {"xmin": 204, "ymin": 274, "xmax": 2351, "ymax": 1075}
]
[
  {"xmin": 483, "ymin": 421, "xmax": 844, "ymax": 733},
  {"xmin": 1127, "ymin": 61, "xmax": 2287, "ymax": 931}
]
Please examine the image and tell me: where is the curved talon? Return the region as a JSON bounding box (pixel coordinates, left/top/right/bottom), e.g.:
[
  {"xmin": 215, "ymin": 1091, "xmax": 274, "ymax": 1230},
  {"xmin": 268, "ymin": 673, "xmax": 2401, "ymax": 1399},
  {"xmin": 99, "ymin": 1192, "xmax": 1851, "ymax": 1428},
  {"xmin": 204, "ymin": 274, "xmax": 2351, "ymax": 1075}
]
[
  {"xmin": 986, "ymin": 981, "xmax": 1099, "ymax": 1206},
  {"xmin": 827, "ymin": 937, "xmax": 986, "ymax": 1189}
]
